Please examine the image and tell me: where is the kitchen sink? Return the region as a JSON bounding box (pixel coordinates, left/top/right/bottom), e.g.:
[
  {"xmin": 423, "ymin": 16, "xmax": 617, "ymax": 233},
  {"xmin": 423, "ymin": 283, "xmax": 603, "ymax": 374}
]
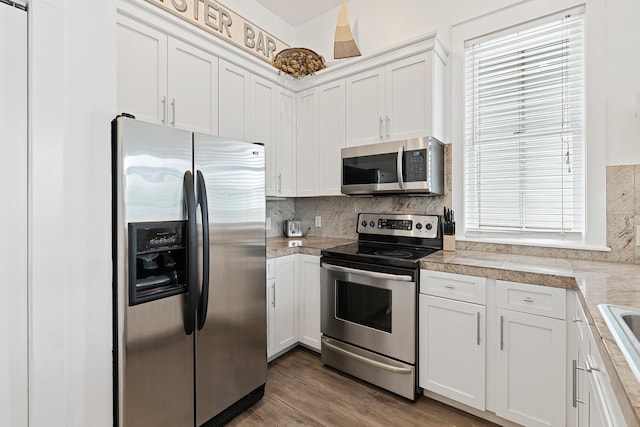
[{"xmin": 598, "ymin": 304, "xmax": 640, "ymax": 382}]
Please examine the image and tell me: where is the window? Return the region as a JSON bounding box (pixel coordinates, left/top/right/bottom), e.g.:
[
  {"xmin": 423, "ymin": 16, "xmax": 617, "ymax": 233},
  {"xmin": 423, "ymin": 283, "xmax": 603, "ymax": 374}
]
[{"xmin": 464, "ymin": 11, "xmax": 585, "ymax": 239}]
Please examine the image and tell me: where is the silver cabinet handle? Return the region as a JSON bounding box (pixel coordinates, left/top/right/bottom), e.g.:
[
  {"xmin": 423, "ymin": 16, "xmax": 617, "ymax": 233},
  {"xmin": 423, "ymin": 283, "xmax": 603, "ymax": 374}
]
[
  {"xmin": 170, "ymin": 98, "xmax": 176, "ymax": 127},
  {"xmin": 379, "ymin": 117, "xmax": 384, "ymax": 141},
  {"xmin": 585, "ymin": 356, "xmax": 600, "ymax": 372},
  {"xmin": 323, "ymin": 339, "xmax": 412, "ymax": 374},
  {"xmin": 523, "ymin": 296, "xmax": 534, "ymax": 303},
  {"xmin": 571, "ymin": 315, "xmax": 583, "ymax": 323},
  {"xmin": 277, "ymin": 173, "xmax": 282, "ymax": 193},
  {"xmin": 161, "ymin": 96, "xmax": 167, "ymax": 125},
  {"xmin": 476, "ymin": 312, "xmax": 481, "ymax": 346},
  {"xmin": 500, "ymin": 315, "xmax": 504, "ymax": 350},
  {"xmin": 386, "ymin": 115, "xmax": 390, "ymax": 138},
  {"xmin": 272, "ymin": 283, "xmax": 276, "ymax": 307},
  {"xmin": 572, "ymin": 360, "xmax": 585, "ymax": 406},
  {"xmin": 321, "ymin": 262, "xmax": 413, "ymax": 282},
  {"xmin": 444, "ymin": 284, "xmax": 455, "ymax": 289}
]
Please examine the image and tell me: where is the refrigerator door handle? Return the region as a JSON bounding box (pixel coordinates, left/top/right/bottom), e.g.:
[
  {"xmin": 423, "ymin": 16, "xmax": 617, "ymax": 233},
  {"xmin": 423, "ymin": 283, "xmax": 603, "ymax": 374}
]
[
  {"xmin": 183, "ymin": 171, "xmax": 198, "ymax": 335},
  {"xmin": 196, "ymin": 170, "xmax": 210, "ymax": 331}
]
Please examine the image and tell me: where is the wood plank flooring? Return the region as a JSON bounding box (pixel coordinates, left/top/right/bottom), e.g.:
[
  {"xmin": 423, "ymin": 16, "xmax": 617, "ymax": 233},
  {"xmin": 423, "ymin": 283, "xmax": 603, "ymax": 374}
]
[{"xmin": 228, "ymin": 347, "xmax": 497, "ymax": 426}]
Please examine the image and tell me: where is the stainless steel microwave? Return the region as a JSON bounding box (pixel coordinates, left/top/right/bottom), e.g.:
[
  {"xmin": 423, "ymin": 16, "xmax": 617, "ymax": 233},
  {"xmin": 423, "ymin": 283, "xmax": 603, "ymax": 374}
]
[{"xmin": 341, "ymin": 137, "xmax": 444, "ymax": 196}]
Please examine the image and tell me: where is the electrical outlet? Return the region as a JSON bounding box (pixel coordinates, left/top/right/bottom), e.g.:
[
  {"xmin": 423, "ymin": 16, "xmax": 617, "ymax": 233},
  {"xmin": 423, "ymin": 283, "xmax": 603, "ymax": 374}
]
[
  {"xmin": 266, "ymin": 217, "xmax": 272, "ymax": 231},
  {"xmin": 315, "ymin": 216, "xmax": 322, "ymax": 227}
]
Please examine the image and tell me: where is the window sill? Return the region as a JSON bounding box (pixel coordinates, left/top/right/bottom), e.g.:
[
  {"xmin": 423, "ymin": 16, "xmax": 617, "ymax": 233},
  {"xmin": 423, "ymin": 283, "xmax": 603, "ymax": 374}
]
[{"xmin": 457, "ymin": 235, "xmax": 611, "ymax": 253}]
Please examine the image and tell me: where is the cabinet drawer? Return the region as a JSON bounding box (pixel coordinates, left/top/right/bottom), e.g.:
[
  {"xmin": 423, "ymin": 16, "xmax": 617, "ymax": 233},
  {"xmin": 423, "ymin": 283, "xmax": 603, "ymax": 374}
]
[
  {"xmin": 266, "ymin": 259, "xmax": 275, "ymax": 280},
  {"xmin": 420, "ymin": 270, "xmax": 486, "ymax": 305},
  {"xmin": 497, "ymin": 280, "xmax": 566, "ymax": 319}
]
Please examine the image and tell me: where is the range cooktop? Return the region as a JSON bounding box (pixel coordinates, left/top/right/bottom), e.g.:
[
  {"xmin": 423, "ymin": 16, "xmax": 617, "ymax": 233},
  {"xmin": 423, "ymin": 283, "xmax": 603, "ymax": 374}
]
[{"xmin": 321, "ymin": 213, "xmax": 443, "ymax": 269}]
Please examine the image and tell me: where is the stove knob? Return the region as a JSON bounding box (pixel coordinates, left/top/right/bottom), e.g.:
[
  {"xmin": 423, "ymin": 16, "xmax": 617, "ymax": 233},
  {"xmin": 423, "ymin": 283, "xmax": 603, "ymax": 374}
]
[
  {"xmin": 426, "ymin": 223, "xmax": 433, "ymax": 230},
  {"xmin": 361, "ymin": 220, "xmax": 367, "ymax": 227},
  {"xmin": 416, "ymin": 223, "xmax": 423, "ymax": 230},
  {"xmin": 369, "ymin": 221, "xmax": 375, "ymax": 228}
]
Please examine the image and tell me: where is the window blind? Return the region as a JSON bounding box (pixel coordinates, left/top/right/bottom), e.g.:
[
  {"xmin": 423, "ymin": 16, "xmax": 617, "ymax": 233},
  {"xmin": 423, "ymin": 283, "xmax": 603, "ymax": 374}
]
[{"xmin": 464, "ymin": 11, "xmax": 585, "ymax": 237}]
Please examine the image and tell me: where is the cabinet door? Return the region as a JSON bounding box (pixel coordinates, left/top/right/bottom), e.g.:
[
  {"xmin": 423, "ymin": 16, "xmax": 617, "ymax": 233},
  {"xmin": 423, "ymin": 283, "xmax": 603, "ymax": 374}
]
[
  {"xmin": 317, "ymin": 79, "xmax": 346, "ymax": 196},
  {"xmin": 296, "ymin": 87, "xmax": 318, "ymax": 197},
  {"xmin": 276, "ymin": 88, "xmax": 296, "ymax": 197},
  {"xmin": 116, "ymin": 15, "xmax": 168, "ymax": 124},
  {"xmin": 273, "ymin": 255, "xmax": 298, "ymax": 354},
  {"xmin": 496, "ymin": 309, "xmax": 566, "ymax": 427},
  {"xmin": 386, "ymin": 53, "xmax": 432, "ymax": 141},
  {"xmin": 167, "ymin": 38, "xmax": 218, "ymax": 133},
  {"xmin": 250, "ymin": 76, "xmax": 277, "ymax": 196},
  {"xmin": 0, "ymin": 5, "xmax": 28, "ymax": 426},
  {"xmin": 345, "ymin": 67, "xmax": 385, "ymax": 146},
  {"xmin": 266, "ymin": 278, "xmax": 275, "ymax": 359},
  {"xmin": 419, "ymin": 295, "xmax": 485, "ymax": 410},
  {"xmin": 218, "ymin": 59, "xmax": 250, "ymax": 141},
  {"xmin": 298, "ymin": 255, "xmax": 321, "ymax": 351}
]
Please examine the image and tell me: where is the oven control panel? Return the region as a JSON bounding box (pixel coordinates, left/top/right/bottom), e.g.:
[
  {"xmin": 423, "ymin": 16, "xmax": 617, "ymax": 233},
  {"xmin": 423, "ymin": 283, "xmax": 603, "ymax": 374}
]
[{"xmin": 357, "ymin": 213, "xmax": 439, "ymax": 239}]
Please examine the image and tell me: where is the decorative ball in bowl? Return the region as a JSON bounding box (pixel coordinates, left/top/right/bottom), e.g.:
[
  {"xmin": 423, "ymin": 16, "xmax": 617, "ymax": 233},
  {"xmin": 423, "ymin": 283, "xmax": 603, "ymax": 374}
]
[{"xmin": 272, "ymin": 48, "xmax": 326, "ymax": 79}]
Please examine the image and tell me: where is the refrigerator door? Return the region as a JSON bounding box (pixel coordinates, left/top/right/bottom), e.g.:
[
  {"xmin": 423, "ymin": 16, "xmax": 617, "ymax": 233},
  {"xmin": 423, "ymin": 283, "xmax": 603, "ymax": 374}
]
[
  {"xmin": 193, "ymin": 134, "xmax": 267, "ymax": 425},
  {"xmin": 113, "ymin": 117, "xmax": 195, "ymax": 427}
]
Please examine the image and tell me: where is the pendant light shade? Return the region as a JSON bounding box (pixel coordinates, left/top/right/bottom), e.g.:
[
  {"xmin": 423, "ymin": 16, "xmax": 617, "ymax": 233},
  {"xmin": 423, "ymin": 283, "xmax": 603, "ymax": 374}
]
[{"xmin": 334, "ymin": 0, "xmax": 361, "ymax": 59}]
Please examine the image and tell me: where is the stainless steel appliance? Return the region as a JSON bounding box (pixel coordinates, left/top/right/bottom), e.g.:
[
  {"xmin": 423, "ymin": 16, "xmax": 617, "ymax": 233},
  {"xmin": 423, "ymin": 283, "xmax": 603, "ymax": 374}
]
[
  {"xmin": 341, "ymin": 137, "xmax": 444, "ymax": 196},
  {"xmin": 320, "ymin": 213, "xmax": 442, "ymax": 400},
  {"xmin": 283, "ymin": 219, "xmax": 303, "ymax": 237},
  {"xmin": 111, "ymin": 115, "xmax": 266, "ymax": 426}
]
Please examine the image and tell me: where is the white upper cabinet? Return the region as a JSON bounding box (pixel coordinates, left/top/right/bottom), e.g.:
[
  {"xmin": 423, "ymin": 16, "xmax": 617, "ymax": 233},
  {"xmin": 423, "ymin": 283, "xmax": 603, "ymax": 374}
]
[
  {"xmin": 117, "ymin": 16, "xmax": 168, "ymax": 124},
  {"xmin": 250, "ymin": 75, "xmax": 277, "ymax": 195},
  {"xmin": 218, "ymin": 59, "xmax": 251, "ymax": 140},
  {"xmin": 276, "ymin": 87, "xmax": 297, "ymax": 197},
  {"xmin": 317, "ymin": 79, "xmax": 346, "ymax": 196},
  {"xmin": 345, "ymin": 67, "xmax": 385, "ymax": 146},
  {"xmin": 296, "ymin": 87, "xmax": 318, "ymax": 197},
  {"xmin": 345, "ymin": 51, "xmax": 445, "ymax": 146},
  {"xmin": 117, "ymin": 15, "xmax": 218, "ymax": 134},
  {"xmin": 167, "ymin": 38, "xmax": 218, "ymax": 133}
]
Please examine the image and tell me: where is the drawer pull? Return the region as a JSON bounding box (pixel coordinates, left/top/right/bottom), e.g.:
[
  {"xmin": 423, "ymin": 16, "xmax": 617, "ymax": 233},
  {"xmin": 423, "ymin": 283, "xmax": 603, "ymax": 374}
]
[
  {"xmin": 523, "ymin": 296, "xmax": 534, "ymax": 303},
  {"xmin": 444, "ymin": 284, "xmax": 455, "ymax": 289},
  {"xmin": 571, "ymin": 315, "xmax": 583, "ymax": 323}
]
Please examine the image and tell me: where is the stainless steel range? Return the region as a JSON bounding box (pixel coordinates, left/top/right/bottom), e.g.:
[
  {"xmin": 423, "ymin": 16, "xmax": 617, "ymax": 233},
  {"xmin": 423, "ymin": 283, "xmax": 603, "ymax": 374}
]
[{"xmin": 320, "ymin": 213, "xmax": 442, "ymax": 400}]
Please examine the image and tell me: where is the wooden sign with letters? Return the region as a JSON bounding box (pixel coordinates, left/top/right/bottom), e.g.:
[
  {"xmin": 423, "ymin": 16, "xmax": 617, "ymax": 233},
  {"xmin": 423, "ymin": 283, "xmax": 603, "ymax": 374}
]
[{"xmin": 145, "ymin": 0, "xmax": 290, "ymax": 63}]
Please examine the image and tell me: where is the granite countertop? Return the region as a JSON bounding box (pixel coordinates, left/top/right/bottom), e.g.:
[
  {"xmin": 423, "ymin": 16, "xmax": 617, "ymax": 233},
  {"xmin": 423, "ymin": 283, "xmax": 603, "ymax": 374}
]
[
  {"xmin": 266, "ymin": 236, "xmax": 355, "ymax": 259},
  {"xmin": 421, "ymin": 250, "xmax": 640, "ymax": 426}
]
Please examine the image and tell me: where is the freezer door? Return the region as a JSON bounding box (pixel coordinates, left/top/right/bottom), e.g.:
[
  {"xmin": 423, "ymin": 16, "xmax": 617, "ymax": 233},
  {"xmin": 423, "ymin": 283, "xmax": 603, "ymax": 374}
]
[
  {"xmin": 193, "ymin": 134, "xmax": 267, "ymax": 425},
  {"xmin": 113, "ymin": 117, "xmax": 195, "ymax": 427}
]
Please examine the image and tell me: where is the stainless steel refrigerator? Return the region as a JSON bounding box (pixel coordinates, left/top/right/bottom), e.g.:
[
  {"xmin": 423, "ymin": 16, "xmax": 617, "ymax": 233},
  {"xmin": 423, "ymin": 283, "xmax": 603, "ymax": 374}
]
[{"xmin": 111, "ymin": 116, "xmax": 267, "ymax": 426}]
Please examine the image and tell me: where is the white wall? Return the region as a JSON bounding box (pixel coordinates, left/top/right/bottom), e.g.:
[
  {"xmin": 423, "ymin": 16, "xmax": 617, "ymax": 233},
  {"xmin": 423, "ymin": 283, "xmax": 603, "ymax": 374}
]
[
  {"xmin": 30, "ymin": 0, "xmax": 115, "ymax": 426},
  {"xmin": 296, "ymin": 0, "xmax": 640, "ymax": 166}
]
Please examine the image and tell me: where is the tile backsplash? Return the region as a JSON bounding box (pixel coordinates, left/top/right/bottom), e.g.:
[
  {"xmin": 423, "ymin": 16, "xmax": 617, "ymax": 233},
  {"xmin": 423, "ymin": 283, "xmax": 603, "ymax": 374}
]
[{"xmin": 267, "ymin": 148, "xmax": 640, "ymax": 264}]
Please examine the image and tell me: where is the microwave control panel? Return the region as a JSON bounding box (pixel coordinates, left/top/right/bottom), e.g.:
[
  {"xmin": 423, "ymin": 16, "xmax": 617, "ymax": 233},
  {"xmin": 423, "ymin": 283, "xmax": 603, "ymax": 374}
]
[{"xmin": 404, "ymin": 149, "xmax": 427, "ymax": 182}]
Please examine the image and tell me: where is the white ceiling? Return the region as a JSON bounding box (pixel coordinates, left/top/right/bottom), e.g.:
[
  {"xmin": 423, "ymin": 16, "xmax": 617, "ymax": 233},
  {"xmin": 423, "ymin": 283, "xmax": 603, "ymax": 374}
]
[{"xmin": 254, "ymin": 0, "xmax": 345, "ymax": 27}]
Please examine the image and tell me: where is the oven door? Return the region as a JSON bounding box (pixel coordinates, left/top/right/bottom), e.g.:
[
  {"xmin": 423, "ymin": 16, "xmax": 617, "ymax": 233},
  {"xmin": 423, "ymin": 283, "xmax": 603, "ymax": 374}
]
[{"xmin": 320, "ymin": 259, "xmax": 416, "ymax": 364}]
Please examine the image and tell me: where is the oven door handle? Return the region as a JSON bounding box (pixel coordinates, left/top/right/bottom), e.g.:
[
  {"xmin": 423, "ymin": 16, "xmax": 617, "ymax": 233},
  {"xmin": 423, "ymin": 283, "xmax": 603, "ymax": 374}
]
[
  {"xmin": 323, "ymin": 339, "xmax": 413, "ymax": 374},
  {"xmin": 321, "ymin": 263, "xmax": 413, "ymax": 282}
]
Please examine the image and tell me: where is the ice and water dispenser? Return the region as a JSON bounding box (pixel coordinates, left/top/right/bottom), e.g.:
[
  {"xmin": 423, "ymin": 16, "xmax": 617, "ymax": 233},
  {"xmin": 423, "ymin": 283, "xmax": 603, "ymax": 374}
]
[{"xmin": 128, "ymin": 221, "xmax": 188, "ymax": 305}]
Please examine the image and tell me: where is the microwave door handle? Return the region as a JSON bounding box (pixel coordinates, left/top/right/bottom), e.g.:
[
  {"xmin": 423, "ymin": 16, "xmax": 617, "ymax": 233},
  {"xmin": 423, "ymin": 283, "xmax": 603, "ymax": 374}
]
[
  {"xmin": 397, "ymin": 145, "xmax": 405, "ymax": 189},
  {"xmin": 321, "ymin": 263, "xmax": 413, "ymax": 282}
]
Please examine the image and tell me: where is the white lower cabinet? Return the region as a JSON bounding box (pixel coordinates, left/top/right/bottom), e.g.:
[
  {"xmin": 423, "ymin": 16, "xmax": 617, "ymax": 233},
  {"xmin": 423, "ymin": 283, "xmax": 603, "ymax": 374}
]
[
  {"xmin": 418, "ymin": 294, "xmax": 486, "ymax": 410},
  {"xmin": 267, "ymin": 255, "xmax": 299, "ymax": 359},
  {"xmin": 420, "ymin": 272, "xmax": 571, "ymax": 426},
  {"xmin": 567, "ymin": 292, "xmax": 626, "ymax": 427},
  {"xmin": 495, "ymin": 308, "xmax": 566, "ymax": 427},
  {"xmin": 266, "ymin": 254, "xmax": 321, "ymax": 360},
  {"xmin": 298, "ymin": 254, "xmax": 321, "ymax": 351}
]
